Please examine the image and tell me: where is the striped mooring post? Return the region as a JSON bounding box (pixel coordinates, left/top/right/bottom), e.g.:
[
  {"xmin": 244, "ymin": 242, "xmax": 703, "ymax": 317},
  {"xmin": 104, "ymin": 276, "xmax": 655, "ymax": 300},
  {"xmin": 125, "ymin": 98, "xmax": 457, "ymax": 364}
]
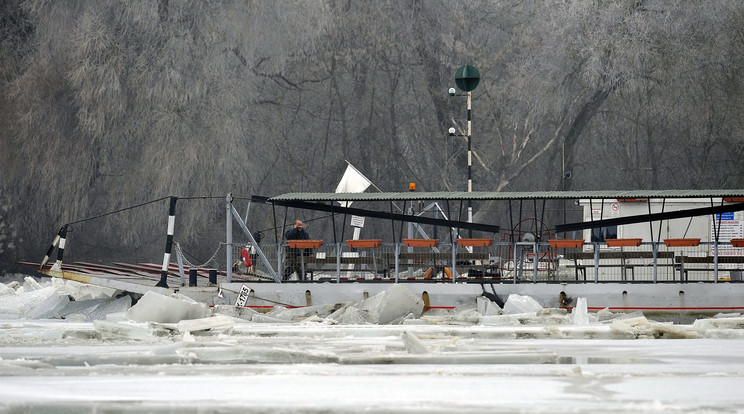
[
  {"xmin": 39, "ymin": 224, "xmax": 67, "ymax": 269},
  {"xmin": 156, "ymin": 196, "xmax": 178, "ymax": 288},
  {"xmin": 42, "ymin": 225, "xmax": 68, "ymax": 271}
]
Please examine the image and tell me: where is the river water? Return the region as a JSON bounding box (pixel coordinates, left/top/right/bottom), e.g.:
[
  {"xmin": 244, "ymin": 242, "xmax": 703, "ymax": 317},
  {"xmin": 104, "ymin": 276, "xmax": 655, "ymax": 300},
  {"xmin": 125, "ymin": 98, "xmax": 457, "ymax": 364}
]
[{"xmin": 2, "ymin": 275, "xmax": 744, "ymax": 412}]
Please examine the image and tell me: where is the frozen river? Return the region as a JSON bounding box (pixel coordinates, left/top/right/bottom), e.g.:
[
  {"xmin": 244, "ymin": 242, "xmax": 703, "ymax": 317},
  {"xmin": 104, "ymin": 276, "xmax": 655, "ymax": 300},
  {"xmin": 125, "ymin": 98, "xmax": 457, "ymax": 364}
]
[
  {"xmin": 2, "ymin": 276, "xmax": 744, "ymax": 412},
  {"xmin": 2, "ymin": 322, "xmax": 744, "ymax": 413}
]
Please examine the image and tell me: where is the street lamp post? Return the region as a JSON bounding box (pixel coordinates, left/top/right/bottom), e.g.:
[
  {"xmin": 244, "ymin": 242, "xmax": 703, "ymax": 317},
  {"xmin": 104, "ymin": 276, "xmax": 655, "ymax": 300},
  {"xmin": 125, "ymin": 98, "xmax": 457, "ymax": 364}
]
[{"xmin": 449, "ymin": 65, "xmax": 480, "ymax": 236}]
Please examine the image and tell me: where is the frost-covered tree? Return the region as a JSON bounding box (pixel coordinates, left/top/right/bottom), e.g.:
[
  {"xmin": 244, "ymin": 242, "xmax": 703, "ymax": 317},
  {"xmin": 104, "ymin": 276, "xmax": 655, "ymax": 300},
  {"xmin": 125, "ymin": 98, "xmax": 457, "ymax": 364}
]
[
  {"xmin": 495, "ymin": 0, "xmax": 744, "ymax": 191},
  {"xmin": 2, "ymin": 0, "xmax": 744, "ymax": 269},
  {"xmin": 2, "ymin": 0, "xmax": 329, "ymax": 262}
]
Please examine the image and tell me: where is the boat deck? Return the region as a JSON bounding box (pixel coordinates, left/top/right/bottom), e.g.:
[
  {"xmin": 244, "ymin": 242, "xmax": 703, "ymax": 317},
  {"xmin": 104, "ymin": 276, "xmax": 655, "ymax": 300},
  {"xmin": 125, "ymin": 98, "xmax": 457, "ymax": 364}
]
[{"xmin": 18, "ymin": 261, "xmax": 259, "ymax": 296}]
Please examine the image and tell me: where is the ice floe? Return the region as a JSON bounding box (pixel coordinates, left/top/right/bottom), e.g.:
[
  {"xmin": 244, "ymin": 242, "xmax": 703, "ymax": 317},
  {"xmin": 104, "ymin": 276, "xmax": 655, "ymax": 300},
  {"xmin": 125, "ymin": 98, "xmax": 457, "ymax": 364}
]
[
  {"xmin": 1, "ymin": 275, "xmax": 744, "ymax": 344},
  {"xmin": 125, "ymin": 291, "xmax": 210, "ymax": 323},
  {"xmin": 2, "ymin": 275, "xmax": 744, "ymax": 412},
  {"xmin": 502, "ymin": 293, "xmax": 543, "ymax": 314}
]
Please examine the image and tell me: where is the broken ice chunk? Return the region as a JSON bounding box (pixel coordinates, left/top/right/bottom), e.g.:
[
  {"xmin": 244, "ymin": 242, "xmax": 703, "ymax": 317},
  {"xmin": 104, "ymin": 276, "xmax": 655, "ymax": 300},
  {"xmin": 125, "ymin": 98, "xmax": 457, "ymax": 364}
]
[
  {"xmin": 25, "ymin": 293, "xmax": 70, "ymax": 319},
  {"xmin": 93, "ymin": 319, "xmax": 167, "ymax": 340},
  {"xmin": 266, "ymin": 304, "xmax": 339, "ymax": 321},
  {"xmin": 176, "ymin": 315, "xmax": 235, "ymax": 333},
  {"xmin": 125, "ymin": 291, "xmax": 209, "ymax": 323},
  {"xmin": 502, "ymin": 294, "xmax": 543, "ymax": 315},
  {"xmin": 358, "ymin": 284, "xmax": 424, "ymax": 324},
  {"xmin": 571, "ymin": 297, "xmax": 590, "ymax": 325},
  {"xmin": 476, "ymin": 295, "xmax": 501, "ymax": 316},
  {"xmin": 59, "ymin": 297, "xmax": 108, "ymax": 320},
  {"xmin": 22, "ymin": 277, "xmax": 43, "ymax": 291},
  {"xmin": 251, "ymin": 313, "xmax": 294, "ymax": 324},
  {"xmin": 212, "ymin": 305, "xmax": 259, "ymax": 321},
  {"xmin": 88, "ymin": 296, "xmax": 133, "ymax": 321},
  {"xmin": 401, "ymin": 331, "xmax": 428, "ymax": 354}
]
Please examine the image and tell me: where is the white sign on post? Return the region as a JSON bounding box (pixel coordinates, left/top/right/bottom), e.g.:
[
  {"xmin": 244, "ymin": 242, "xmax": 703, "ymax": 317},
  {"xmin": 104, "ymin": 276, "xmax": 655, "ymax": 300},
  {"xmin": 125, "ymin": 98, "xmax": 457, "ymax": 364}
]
[
  {"xmin": 712, "ymin": 212, "xmax": 744, "ymax": 257},
  {"xmin": 234, "ymin": 284, "xmax": 252, "ymax": 307},
  {"xmin": 591, "ymin": 208, "xmax": 602, "ymax": 220},
  {"xmin": 350, "ymin": 215, "xmax": 365, "ymax": 228}
]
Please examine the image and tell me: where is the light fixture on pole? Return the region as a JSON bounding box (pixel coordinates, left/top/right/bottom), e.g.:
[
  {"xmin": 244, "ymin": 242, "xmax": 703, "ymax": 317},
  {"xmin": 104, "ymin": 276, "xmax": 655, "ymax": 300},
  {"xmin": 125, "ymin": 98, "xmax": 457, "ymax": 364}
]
[{"xmin": 448, "ymin": 65, "xmax": 480, "ymax": 235}]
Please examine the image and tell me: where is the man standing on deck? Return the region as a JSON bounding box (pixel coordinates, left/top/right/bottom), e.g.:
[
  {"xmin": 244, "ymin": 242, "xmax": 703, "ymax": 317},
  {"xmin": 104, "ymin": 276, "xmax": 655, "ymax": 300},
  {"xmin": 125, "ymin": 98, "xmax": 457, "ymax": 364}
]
[{"xmin": 284, "ymin": 219, "xmax": 310, "ymax": 280}]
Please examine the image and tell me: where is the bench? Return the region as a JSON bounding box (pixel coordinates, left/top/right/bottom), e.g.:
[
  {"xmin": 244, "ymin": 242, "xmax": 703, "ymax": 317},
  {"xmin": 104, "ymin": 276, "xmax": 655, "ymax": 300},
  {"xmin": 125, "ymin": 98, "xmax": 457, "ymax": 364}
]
[
  {"xmin": 392, "ymin": 252, "xmax": 489, "ymax": 262},
  {"xmin": 565, "ymin": 251, "xmax": 675, "ymax": 281},
  {"xmin": 388, "ymin": 252, "xmax": 490, "ymax": 269},
  {"xmin": 302, "ymin": 255, "xmax": 384, "ymax": 280},
  {"xmin": 674, "ymin": 256, "xmax": 744, "ymax": 281}
]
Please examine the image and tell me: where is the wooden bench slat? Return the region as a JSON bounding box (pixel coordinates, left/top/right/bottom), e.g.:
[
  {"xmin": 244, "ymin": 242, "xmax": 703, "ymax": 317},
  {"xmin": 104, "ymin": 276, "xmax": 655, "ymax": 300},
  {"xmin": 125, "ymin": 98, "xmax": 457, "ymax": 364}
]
[
  {"xmin": 565, "ymin": 251, "xmax": 674, "ymax": 260},
  {"xmin": 305, "ymin": 257, "xmax": 379, "ymax": 265},
  {"xmin": 675, "ymin": 256, "xmax": 744, "ymax": 264},
  {"xmin": 390, "ymin": 253, "xmax": 489, "ymax": 261}
]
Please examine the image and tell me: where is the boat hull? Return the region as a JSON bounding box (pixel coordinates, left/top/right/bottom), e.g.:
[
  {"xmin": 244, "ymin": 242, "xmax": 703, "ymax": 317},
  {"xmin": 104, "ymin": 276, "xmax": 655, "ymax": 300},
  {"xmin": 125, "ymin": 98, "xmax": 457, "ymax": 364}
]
[
  {"xmin": 31, "ymin": 264, "xmax": 744, "ymax": 318},
  {"xmin": 219, "ymin": 281, "xmax": 744, "ymax": 317}
]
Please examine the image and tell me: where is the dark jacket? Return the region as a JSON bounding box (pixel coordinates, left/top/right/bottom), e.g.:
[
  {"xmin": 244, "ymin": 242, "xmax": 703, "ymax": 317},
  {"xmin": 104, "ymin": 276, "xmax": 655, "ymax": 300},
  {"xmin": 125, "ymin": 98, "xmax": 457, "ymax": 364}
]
[
  {"xmin": 285, "ymin": 227, "xmax": 310, "ymax": 257},
  {"xmin": 285, "ymin": 227, "xmax": 310, "ymax": 241}
]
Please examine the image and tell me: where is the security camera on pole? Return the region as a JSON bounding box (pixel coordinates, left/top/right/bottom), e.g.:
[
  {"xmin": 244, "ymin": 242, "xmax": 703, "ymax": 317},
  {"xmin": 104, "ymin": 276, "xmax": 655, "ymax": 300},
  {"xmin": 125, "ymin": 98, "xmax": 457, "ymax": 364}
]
[{"xmin": 448, "ymin": 65, "xmax": 480, "ymax": 236}]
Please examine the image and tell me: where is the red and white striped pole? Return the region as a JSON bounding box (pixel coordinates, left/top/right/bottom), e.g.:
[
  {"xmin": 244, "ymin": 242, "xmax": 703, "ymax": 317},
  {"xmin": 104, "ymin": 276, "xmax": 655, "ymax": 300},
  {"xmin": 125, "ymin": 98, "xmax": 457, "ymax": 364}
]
[{"xmin": 156, "ymin": 197, "xmax": 178, "ymax": 288}]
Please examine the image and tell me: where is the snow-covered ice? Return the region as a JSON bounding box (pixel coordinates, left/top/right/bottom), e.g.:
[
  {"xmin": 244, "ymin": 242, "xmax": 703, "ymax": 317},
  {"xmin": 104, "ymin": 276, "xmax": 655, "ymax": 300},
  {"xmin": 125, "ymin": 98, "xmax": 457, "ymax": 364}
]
[{"xmin": 1, "ymin": 275, "xmax": 744, "ymax": 412}]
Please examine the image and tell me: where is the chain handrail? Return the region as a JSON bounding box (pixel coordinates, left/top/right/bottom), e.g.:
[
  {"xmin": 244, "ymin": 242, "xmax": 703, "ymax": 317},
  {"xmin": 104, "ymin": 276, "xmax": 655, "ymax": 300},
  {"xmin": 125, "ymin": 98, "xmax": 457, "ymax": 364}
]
[{"xmin": 174, "ymin": 241, "xmax": 223, "ymax": 269}]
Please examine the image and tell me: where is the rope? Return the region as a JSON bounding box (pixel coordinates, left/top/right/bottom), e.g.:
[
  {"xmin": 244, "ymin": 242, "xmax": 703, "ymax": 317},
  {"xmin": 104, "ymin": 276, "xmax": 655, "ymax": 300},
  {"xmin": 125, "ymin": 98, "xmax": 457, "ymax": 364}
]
[
  {"xmin": 65, "ymin": 195, "xmax": 226, "ymax": 226},
  {"xmin": 178, "ymin": 196, "xmax": 225, "ymax": 200},
  {"xmin": 218, "ymin": 286, "xmax": 294, "ymax": 307},
  {"xmin": 251, "ymin": 213, "xmax": 352, "ymax": 235},
  {"xmin": 67, "ymin": 197, "xmax": 171, "ymax": 225}
]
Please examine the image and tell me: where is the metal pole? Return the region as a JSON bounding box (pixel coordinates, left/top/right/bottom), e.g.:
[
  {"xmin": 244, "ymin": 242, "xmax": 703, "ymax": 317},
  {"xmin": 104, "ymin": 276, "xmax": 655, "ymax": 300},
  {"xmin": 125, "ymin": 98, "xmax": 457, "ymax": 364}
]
[
  {"xmin": 394, "ymin": 242, "xmax": 400, "ymax": 282},
  {"xmin": 533, "ymin": 241, "xmax": 538, "ymax": 282},
  {"xmin": 452, "ymin": 228, "xmax": 457, "ymax": 282},
  {"xmin": 407, "ymin": 206, "xmax": 414, "ymax": 278},
  {"xmin": 467, "ymin": 91, "xmax": 473, "ymax": 237},
  {"xmin": 593, "ymin": 242, "xmax": 599, "ymax": 283},
  {"xmin": 156, "ymin": 197, "xmax": 177, "ymax": 288},
  {"xmin": 714, "ymin": 240, "xmax": 719, "ymax": 283},
  {"xmin": 652, "ymin": 241, "xmax": 658, "ymax": 283},
  {"xmin": 226, "ymin": 193, "xmax": 233, "ymax": 283},
  {"xmin": 229, "ymin": 205, "xmax": 280, "ymax": 282},
  {"xmin": 336, "ymin": 243, "xmax": 341, "ymax": 283}
]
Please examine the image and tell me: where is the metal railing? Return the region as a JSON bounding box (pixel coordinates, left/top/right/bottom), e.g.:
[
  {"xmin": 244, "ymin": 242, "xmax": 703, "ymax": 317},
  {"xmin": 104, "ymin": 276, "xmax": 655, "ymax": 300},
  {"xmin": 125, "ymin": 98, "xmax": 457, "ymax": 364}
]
[{"xmin": 228, "ymin": 241, "xmax": 744, "ymax": 283}]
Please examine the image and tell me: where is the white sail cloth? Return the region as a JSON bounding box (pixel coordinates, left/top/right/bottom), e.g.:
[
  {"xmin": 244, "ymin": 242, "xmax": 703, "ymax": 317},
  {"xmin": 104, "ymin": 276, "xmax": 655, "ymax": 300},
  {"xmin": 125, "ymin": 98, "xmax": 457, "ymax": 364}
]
[{"xmin": 334, "ymin": 163, "xmax": 372, "ymax": 207}]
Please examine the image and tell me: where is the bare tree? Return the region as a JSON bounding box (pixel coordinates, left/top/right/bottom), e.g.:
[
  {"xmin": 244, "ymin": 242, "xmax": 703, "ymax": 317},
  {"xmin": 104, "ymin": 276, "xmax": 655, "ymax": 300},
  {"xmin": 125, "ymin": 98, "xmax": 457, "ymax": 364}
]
[
  {"xmin": 3, "ymin": 0, "xmax": 744, "ymax": 269},
  {"xmin": 2, "ymin": 0, "xmax": 330, "ymax": 263}
]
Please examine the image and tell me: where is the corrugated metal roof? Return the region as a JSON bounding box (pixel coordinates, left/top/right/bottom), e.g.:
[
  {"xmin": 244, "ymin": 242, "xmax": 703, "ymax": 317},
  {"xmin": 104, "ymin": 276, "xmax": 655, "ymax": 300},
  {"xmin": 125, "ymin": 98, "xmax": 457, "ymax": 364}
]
[{"xmin": 269, "ymin": 190, "xmax": 744, "ymax": 202}]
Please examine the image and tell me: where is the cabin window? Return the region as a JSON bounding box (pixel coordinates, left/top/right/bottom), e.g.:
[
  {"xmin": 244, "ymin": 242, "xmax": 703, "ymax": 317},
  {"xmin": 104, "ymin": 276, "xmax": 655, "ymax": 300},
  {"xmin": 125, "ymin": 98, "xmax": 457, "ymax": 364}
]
[{"xmin": 591, "ymin": 226, "xmax": 617, "ymax": 242}]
